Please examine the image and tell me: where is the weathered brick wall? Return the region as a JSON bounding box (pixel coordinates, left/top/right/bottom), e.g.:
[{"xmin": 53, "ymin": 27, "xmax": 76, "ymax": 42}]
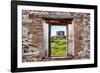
[
  {"xmin": 72, "ymin": 13, "xmax": 90, "ymax": 58},
  {"xmin": 22, "ymin": 10, "xmax": 46, "ymax": 62},
  {"xmin": 22, "ymin": 10, "xmax": 90, "ymax": 62}
]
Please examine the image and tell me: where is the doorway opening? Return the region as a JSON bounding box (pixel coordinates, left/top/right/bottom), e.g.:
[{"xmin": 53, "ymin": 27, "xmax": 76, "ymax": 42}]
[
  {"xmin": 43, "ymin": 18, "xmax": 74, "ymax": 60},
  {"xmin": 50, "ymin": 25, "xmax": 68, "ymax": 58}
]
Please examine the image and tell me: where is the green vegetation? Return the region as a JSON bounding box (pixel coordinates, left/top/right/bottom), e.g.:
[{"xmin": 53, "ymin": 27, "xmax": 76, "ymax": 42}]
[{"xmin": 51, "ymin": 36, "xmax": 67, "ymax": 56}]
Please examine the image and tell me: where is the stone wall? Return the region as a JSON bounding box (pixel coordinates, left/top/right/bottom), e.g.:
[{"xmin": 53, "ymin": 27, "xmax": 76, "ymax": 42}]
[
  {"xmin": 22, "ymin": 10, "xmax": 46, "ymax": 62},
  {"xmin": 22, "ymin": 10, "xmax": 90, "ymax": 62},
  {"xmin": 72, "ymin": 13, "xmax": 90, "ymax": 59}
]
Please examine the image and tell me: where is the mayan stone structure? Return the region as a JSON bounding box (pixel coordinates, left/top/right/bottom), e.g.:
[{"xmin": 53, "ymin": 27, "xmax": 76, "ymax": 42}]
[
  {"xmin": 22, "ymin": 10, "xmax": 46, "ymax": 62},
  {"xmin": 22, "ymin": 10, "xmax": 90, "ymax": 62}
]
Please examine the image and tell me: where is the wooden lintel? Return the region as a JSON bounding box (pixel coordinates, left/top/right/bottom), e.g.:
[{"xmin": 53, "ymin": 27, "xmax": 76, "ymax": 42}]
[
  {"xmin": 46, "ymin": 19, "xmax": 72, "ymax": 24},
  {"xmin": 46, "ymin": 21, "xmax": 71, "ymax": 25},
  {"xmin": 43, "ymin": 17, "xmax": 73, "ymax": 21}
]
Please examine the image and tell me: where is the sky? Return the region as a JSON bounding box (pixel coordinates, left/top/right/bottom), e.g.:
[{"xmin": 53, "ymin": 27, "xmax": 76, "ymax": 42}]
[{"xmin": 51, "ymin": 26, "xmax": 66, "ymax": 36}]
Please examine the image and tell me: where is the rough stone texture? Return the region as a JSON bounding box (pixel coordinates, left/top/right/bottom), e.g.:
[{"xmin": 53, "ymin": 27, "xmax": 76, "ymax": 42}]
[
  {"xmin": 22, "ymin": 10, "xmax": 90, "ymax": 62},
  {"xmin": 72, "ymin": 13, "xmax": 90, "ymax": 58},
  {"xmin": 22, "ymin": 10, "xmax": 46, "ymax": 62}
]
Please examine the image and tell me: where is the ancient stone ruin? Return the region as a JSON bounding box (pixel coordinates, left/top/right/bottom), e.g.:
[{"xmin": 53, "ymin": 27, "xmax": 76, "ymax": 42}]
[{"xmin": 22, "ymin": 10, "xmax": 90, "ymax": 62}]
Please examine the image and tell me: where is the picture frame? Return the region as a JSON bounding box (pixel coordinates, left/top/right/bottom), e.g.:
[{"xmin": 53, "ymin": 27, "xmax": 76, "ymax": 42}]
[{"xmin": 11, "ymin": 1, "xmax": 97, "ymax": 72}]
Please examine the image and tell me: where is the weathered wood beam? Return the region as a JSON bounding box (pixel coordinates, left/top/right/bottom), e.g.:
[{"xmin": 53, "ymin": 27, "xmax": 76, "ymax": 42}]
[
  {"xmin": 46, "ymin": 21, "xmax": 71, "ymax": 25},
  {"xmin": 45, "ymin": 19, "xmax": 72, "ymax": 24},
  {"xmin": 42, "ymin": 17, "xmax": 73, "ymax": 21}
]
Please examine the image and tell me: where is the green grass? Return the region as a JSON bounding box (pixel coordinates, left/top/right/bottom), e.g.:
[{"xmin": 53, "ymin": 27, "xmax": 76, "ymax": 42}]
[{"xmin": 51, "ymin": 37, "xmax": 67, "ymax": 56}]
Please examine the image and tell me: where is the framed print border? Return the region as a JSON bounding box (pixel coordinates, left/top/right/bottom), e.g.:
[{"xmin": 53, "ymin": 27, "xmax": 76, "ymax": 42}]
[{"xmin": 11, "ymin": 1, "xmax": 97, "ymax": 72}]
